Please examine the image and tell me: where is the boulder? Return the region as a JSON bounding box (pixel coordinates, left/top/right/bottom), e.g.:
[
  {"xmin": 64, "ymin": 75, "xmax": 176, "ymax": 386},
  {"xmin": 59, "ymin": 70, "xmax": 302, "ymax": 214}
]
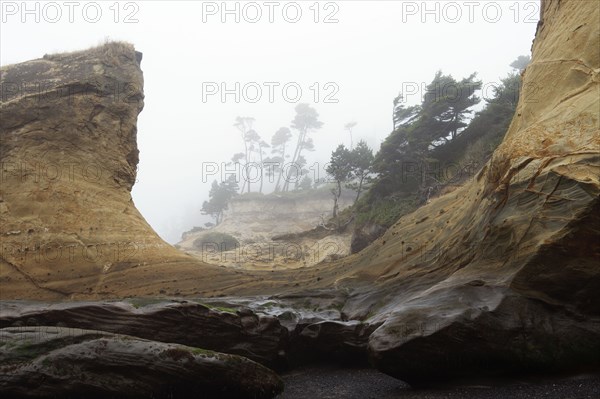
[
  {"xmin": 353, "ymin": 0, "xmax": 600, "ymax": 384},
  {"xmin": 0, "ymin": 300, "xmax": 288, "ymax": 369},
  {"xmin": 0, "ymin": 326, "xmax": 283, "ymax": 398}
]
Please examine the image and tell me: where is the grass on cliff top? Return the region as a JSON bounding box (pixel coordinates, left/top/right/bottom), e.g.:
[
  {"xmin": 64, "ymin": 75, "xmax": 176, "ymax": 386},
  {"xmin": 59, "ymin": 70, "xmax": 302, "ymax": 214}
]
[{"xmin": 42, "ymin": 40, "xmax": 135, "ymax": 62}]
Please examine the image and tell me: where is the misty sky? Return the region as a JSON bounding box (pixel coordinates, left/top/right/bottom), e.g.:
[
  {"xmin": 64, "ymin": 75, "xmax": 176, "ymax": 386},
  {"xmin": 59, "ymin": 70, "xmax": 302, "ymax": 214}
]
[{"xmin": 1, "ymin": 1, "xmax": 540, "ymax": 243}]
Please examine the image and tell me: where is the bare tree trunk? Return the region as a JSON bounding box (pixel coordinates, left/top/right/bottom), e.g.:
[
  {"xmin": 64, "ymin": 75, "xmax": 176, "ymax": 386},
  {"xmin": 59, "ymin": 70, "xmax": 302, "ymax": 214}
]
[
  {"xmin": 354, "ymin": 175, "xmax": 365, "ymax": 204},
  {"xmin": 283, "ymin": 129, "xmax": 305, "ymax": 192},
  {"xmin": 244, "ymin": 141, "xmax": 251, "ymax": 194},
  {"xmin": 258, "ymin": 144, "xmax": 264, "ymax": 193},
  {"xmin": 239, "ymin": 175, "xmax": 247, "ymax": 195},
  {"xmin": 275, "ymin": 145, "xmax": 285, "ymax": 192},
  {"xmin": 332, "ymin": 180, "xmax": 342, "ymax": 218}
]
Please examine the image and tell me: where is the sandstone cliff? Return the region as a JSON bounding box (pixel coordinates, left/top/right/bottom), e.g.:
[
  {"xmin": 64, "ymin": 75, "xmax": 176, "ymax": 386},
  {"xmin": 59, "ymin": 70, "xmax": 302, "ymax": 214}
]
[
  {"xmin": 178, "ymin": 190, "xmax": 354, "ymax": 269},
  {"xmin": 0, "ymin": 43, "xmax": 244, "ymax": 300},
  {"xmin": 183, "ymin": 190, "xmax": 353, "ymax": 244},
  {"xmin": 338, "ymin": 0, "xmax": 600, "ymax": 382},
  {"xmin": 1, "ymin": 0, "xmax": 598, "ymax": 386}
]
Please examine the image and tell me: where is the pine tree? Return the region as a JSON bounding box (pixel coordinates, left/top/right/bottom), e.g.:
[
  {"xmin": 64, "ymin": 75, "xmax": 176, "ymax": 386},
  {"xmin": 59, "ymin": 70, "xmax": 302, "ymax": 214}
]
[
  {"xmin": 283, "ymin": 104, "xmax": 323, "ymax": 192},
  {"xmin": 326, "ymin": 145, "xmax": 352, "ymax": 218},
  {"xmin": 346, "ymin": 140, "xmax": 374, "ymax": 204},
  {"xmin": 200, "ymin": 176, "xmax": 239, "ymax": 225}
]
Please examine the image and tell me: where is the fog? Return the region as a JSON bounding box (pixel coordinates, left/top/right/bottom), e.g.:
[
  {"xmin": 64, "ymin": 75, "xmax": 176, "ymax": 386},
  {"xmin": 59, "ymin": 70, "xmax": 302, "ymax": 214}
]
[{"xmin": 1, "ymin": 1, "xmax": 539, "ymax": 243}]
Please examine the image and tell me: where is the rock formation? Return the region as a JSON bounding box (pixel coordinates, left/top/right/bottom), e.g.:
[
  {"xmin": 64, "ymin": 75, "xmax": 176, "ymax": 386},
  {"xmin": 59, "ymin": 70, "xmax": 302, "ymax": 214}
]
[
  {"xmin": 0, "ymin": 326, "xmax": 283, "ymax": 398},
  {"xmin": 0, "ymin": 0, "xmax": 598, "ymax": 390},
  {"xmin": 177, "ymin": 190, "xmax": 355, "ymax": 269},
  {"xmin": 0, "ymin": 300, "xmax": 288, "ymax": 369},
  {"xmin": 344, "ymin": 0, "xmax": 600, "ymax": 383},
  {"xmin": 182, "ymin": 190, "xmax": 354, "ymax": 244},
  {"xmin": 0, "ymin": 43, "xmax": 248, "ymax": 300}
]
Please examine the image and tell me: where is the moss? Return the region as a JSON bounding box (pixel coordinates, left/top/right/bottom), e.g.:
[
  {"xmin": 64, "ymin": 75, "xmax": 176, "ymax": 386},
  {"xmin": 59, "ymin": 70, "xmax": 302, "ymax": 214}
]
[
  {"xmin": 259, "ymin": 301, "xmax": 278, "ymax": 309},
  {"xmin": 126, "ymin": 298, "xmax": 168, "ymax": 308},
  {"xmin": 191, "ymin": 347, "xmax": 215, "ymax": 356},
  {"xmin": 198, "ymin": 302, "xmax": 238, "ymax": 314},
  {"xmin": 161, "ymin": 347, "xmax": 194, "ymax": 362},
  {"xmin": 277, "ymin": 311, "xmax": 295, "ymax": 320},
  {"xmin": 214, "ymin": 306, "xmax": 236, "ymax": 313}
]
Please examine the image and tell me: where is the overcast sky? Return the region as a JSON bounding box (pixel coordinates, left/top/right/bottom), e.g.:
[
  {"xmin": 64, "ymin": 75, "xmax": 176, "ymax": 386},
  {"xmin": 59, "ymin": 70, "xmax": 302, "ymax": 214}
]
[{"xmin": 1, "ymin": 1, "xmax": 540, "ymax": 243}]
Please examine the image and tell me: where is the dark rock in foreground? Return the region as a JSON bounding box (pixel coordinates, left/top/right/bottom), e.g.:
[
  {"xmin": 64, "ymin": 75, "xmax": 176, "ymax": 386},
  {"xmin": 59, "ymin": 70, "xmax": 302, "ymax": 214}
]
[
  {"xmin": 0, "ymin": 300, "xmax": 288, "ymax": 369},
  {"xmin": 345, "ymin": 0, "xmax": 600, "ymax": 385},
  {"xmin": 0, "ymin": 326, "xmax": 283, "ymax": 399},
  {"xmin": 369, "ymin": 293, "xmax": 600, "ymax": 385}
]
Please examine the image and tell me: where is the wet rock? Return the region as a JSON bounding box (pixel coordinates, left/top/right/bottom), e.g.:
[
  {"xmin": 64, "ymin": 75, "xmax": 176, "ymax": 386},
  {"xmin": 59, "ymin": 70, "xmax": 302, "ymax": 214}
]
[
  {"xmin": 0, "ymin": 300, "xmax": 288, "ymax": 369},
  {"xmin": 293, "ymin": 320, "xmax": 376, "ymax": 365},
  {"xmin": 356, "ymin": 0, "xmax": 600, "ymax": 384},
  {"xmin": 0, "ymin": 326, "xmax": 283, "ymax": 399}
]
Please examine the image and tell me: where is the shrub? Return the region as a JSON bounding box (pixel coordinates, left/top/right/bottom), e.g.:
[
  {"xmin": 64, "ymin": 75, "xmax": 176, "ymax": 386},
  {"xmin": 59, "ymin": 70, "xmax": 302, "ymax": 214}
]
[
  {"xmin": 193, "ymin": 232, "xmax": 239, "ymax": 251},
  {"xmin": 355, "ymin": 195, "xmax": 418, "ymax": 229}
]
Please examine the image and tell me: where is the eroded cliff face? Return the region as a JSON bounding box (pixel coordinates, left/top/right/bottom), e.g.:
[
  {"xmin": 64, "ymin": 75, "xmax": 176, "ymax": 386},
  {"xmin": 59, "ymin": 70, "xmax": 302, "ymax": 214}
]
[
  {"xmin": 337, "ymin": 0, "xmax": 600, "ymax": 382},
  {"xmin": 0, "ymin": 0, "xmax": 598, "ymax": 385},
  {"xmin": 178, "ymin": 192, "xmax": 354, "ymax": 269},
  {"xmin": 0, "ymin": 43, "xmax": 243, "ymax": 300}
]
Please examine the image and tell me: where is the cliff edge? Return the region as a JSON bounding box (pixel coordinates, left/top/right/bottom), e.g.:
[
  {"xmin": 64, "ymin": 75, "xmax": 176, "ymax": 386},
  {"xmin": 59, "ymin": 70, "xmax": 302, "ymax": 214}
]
[{"xmin": 0, "ymin": 43, "xmax": 246, "ymax": 299}]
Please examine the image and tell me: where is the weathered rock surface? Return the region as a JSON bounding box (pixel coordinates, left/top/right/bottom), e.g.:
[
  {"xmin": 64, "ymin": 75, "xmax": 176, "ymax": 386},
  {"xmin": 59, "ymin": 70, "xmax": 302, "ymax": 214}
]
[
  {"xmin": 178, "ymin": 191, "xmax": 355, "ymax": 269},
  {"xmin": 226, "ymin": 293, "xmax": 377, "ymax": 365},
  {"xmin": 0, "ymin": 300, "xmax": 288, "ymax": 368},
  {"xmin": 185, "ymin": 190, "xmax": 354, "ymax": 245},
  {"xmin": 0, "ymin": 297, "xmax": 377, "ymax": 369},
  {"xmin": 0, "ymin": 326, "xmax": 283, "ymax": 399},
  {"xmin": 338, "ymin": 0, "xmax": 600, "ymax": 384},
  {"xmin": 1, "ymin": 0, "xmax": 599, "ymax": 389},
  {"xmin": 0, "ymin": 42, "xmax": 251, "ymax": 300}
]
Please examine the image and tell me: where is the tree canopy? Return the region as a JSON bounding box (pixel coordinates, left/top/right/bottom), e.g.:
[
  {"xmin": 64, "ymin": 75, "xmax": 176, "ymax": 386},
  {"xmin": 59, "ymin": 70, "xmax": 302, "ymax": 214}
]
[
  {"xmin": 201, "ymin": 176, "xmax": 239, "ymax": 225},
  {"xmin": 282, "ymin": 103, "xmax": 323, "ymax": 192}
]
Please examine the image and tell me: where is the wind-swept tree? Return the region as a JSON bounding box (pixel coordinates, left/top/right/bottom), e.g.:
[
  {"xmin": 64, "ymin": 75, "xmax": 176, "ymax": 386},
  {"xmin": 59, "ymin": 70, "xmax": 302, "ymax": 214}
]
[
  {"xmin": 232, "ymin": 117, "xmax": 269, "ymax": 194},
  {"xmin": 293, "ymin": 155, "xmax": 310, "ymax": 191},
  {"xmin": 244, "ymin": 128, "xmax": 263, "ymax": 193},
  {"xmin": 392, "ymin": 93, "xmax": 419, "ymax": 131},
  {"xmin": 263, "ymin": 156, "xmax": 281, "ymax": 188},
  {"xmin": 420, "ymin": 71, "xmax": 482, "ymax": 146},
  {"xmin": 257, "ymin": 138, "xmax": 270, "ymax": 193},
  {"xmin": 346, "ymin": 140, "xmax": 374, "ymax": 204},
  {"xmin": 431, "ymin": 56, "xmax": 531, "ymax": 165},
  {"xmin": 283, "ymin": 104, "xmax": 323, "ymax": 191},
  {"xmin": 510, "ymin": 55, "xmax": 531, "ymax": 72},
  {"xmin": 233, "ymin": 116, "xmax": 254, "ymax": 193},
  {"xmin": 201, "ymin": 176, "xmax": 239, "ymax": 225},
  {"xmin": 271, "ymin": 127, "xmax": 292, "ymax": 191},
  {"xmin": 374, "ymin": 71, "xmax": 482, "ymax": 197},
  {"xmin": 326, "ymin": 144, "xmax": 352, "ymax": 218}
]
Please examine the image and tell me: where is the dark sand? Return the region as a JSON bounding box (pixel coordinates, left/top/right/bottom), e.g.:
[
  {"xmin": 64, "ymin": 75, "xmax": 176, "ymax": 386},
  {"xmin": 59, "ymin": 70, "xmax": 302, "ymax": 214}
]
[{"xmin": 277, "ymin": 366, "xmax": 600, "ymax": 399}]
